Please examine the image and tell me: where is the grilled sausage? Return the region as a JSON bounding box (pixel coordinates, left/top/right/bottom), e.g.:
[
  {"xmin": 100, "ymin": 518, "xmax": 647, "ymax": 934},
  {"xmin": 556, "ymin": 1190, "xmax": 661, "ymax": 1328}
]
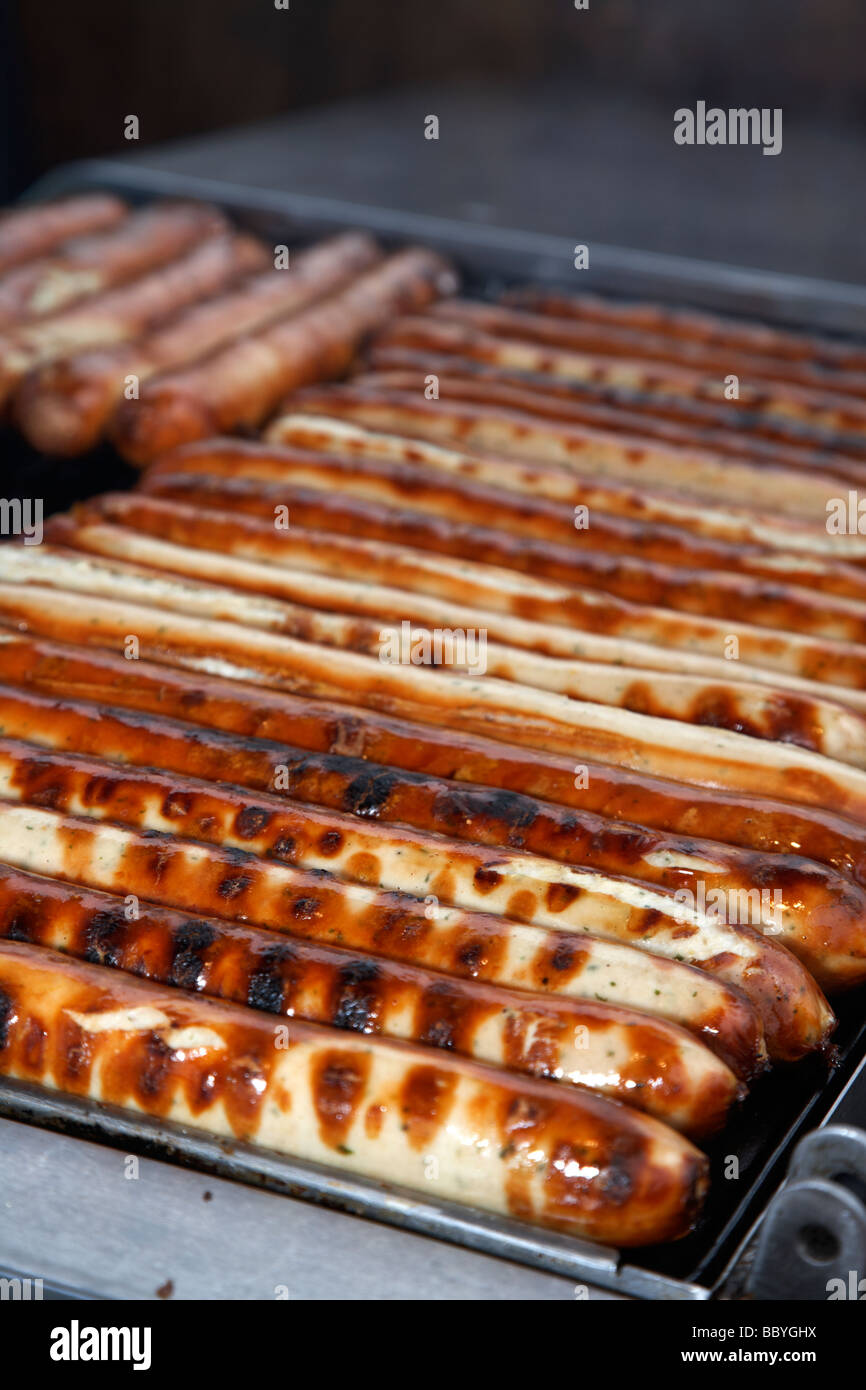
[
  {"xmin": 501, "ymin": 285, "xmax": 866, "ymax": 376},
  {"xmin": 0, "ymin": 784, "xmax": 764, "ymax": 1073},
  {"xmin": 110, "ymin": 249, "xmax": 457, "ymax": 462},
  {"xmin": 0, "ymin": 864, "xmax": 743, "ymax": 1133},
  {"xmin": 374, "ymin": 316, "xmax": 866, "ymax": 436},
  {"xmin": 34, "ymin": 524, "xmax": 866, "ymax": 767},
  {"xmin": 179, "ymin": 422, "xmax": 866, "ymax": 633},
  {"xmin": 359, "ymin": 356, "xmax": 866, "ymax": 483},
  {"xmin": 13, "ymin": 234, "xmax": 381, "ymax": 455},
  {"xmin": 266, "ymin": 402, "xmax": 866, "ymax": 565},
  {"xmin": 0, "ymin": 200, "xmax": 225, "ymax": 330},
  {"xmin": 365, "ymin": 345, "xmax": 866, "ymax": 470},
  {"xmin": 0, "ymin": 195, "xmax": 127, "ymax": 273},
  {"xmin": 138, "ymin": 463, "xmax": 866, "ymax": 692},
  {"xmin": 0, "ymin": 232, "xmax": 265, "ymax": 411},
  {"xmin": 259, "ymin": 388, "xmax": 859, "ymax": 522},
  {"xmin": 429, "ymin": 299, "xmax": 866, "ymax": 401},
  {"xmin": 0, "ymin": 678, "xmax": 858, "ymax": 1011},
  {"xmin": 0, "ymin": 799, "xmax": 828, "ymax": 1059},
  {"xmin": 0, "ymin": 939, "xmax": 710, "ymax": 1245},
  {"xmin": 0, "ymin": 732, "xmax": 827, "ymax": 1063},
  {"xmin": 3, "ymin": 628, "xmax": 866, "ymax": 949},
  {"xmin": 72, "ymin": 493, "xmax": 866, "ymax": 705},
  {"xmin": 2, "ymin": 573, "xmax": 866, "ymax": 829}
]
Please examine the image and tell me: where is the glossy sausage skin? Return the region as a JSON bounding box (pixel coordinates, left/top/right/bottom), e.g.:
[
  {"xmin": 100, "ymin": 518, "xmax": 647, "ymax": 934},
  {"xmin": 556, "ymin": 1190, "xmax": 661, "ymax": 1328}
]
[
  {"xmin": 0, "ymin": 796, "xmax": 797, "ymax": 1067},
  {"xmin": 0, "ymin": 940, "xmax": 709, "ymax": 1245},
  {"xmin": 0, "ymin": 675, "xmax": 850, "ymax": 1032},
  {"xmin": 0, "ymin": 195, "xmax": 127, "ymax": 274},
  {"xmin": 0, "ymin": 730, "xmax": 830, "ymax": 1060},
  {"xmin": 429, "ymin": 299, "xmax": 866, "ymax": 402},
  {"xmin": 268, "ymin": 401, "xmax": 866, "ymax": 566},
  {"xmin": 0, "ymin": 201, "xmax": 226, "ymax": 332},
  {"xmin": 31, "ymin": 524, "xmax": 866, "ymax": 769},
  {"xmin": 3, "ymin": 573, "xmax": 865, "ymax": 830},
  {"xmin": 365, "ymin": 344, "xmax": 866, "ymax": 470},
  {"xmin": 110, "ymin": 249, "xmax": 457, "ymax": 462},
  {"xmin": 139, "ymin": 463, "xmax": 866, "ymax": 692},
  {"xmin": 0, "ymin": 864, "xmax": 741, "ymax": 1135},
  {"xmin": 72, "ymin": 493, "xmax": 866, "ymax": 707},
  {"xmin": 13, "ymin": 234, "xmax": 381, "ymax": 455},
  {"xmin": 2, "ymin": 627, "xmax": 866, "ymax": 950},
  {"xmin": 373, "ymin": 315, "xmax": 866, "ymax": 436},
  {"xmin": 359, "ymin": 355, "xmax": 866, "ymax": 484},
  {"xmin": 501, "ymin": 285, "xmax": 866, "ymax": 376},
  {"xmin": 177, "ymin": 416, "xmax": 866, "ymax": 642},
  {"xmin": 0, "ymin": 232, "xmax": 265, "ymax": 411}
]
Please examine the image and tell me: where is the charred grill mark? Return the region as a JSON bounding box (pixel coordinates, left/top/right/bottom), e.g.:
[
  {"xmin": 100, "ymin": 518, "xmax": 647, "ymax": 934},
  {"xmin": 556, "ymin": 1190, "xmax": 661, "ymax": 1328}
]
[
  {"xmin": 312, "ymin": 1049, "xmax": 371, "ymax": 1149},
  {"xmin": 169, "ymin": 920, "xmax": 216, "ymax": 990},
  {"xmin": 246, "ymin": 945, "xmax": 292, "ymax": 1014},
  {"xmin": 342, "ymin": 768, "xmax": 399, "ymax": 818},
  {"xmin": 545, "ymin": 883, "xmax": 581, "ymax": 913},
  {"xmin": 400, "ymin": 1064, "xmax": 458, "ymax": 1151},
  {"xmin": 330, "ymin": 958, "xmax": 382, "ymax": 1032},
  {"xmin": 317, "ymin": 829, "xmax": 343, "ymax": 856},
  {"xmin": 162, "ymin": 790, "xmax": 193, "ymax": 819},
  {"xmin": 473, "ymin": 865, "xmax": 502, "ymax": 893},
  {"xmin": 84, "ymin": 908, "xmax": 128, "ymax": 967},
  {"xmin": 216, "ymin": 873, "xmax": 252, "ymax": 901},
  {"xmin": 0, "ymin": 988, "xmax": 12, "ymax": 1048},
  {"xmin": 291, "ymin": 896, "xmax": 321, "ymax": 921},
  {"xmin": 234, "ymin": 805, "xmax": 273, "ymax": 839}
]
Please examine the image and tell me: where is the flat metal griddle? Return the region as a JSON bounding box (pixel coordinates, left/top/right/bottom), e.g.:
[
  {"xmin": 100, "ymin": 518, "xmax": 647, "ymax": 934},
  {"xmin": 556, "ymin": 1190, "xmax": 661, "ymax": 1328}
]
[{"xmin": 3, "ymin": 156, "xmax": 866, "ymax": 1299}]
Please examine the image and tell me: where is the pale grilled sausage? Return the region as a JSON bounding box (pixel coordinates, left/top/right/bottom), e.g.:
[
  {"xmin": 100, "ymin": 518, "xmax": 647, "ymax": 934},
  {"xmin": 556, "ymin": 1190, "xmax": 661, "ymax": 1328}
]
[
  {"xmin": 0, "ymin": 940, "xmax": 710, "ymax": 1245},
  {"xmin": 266, "ymin": 402, "xmax": 866, "ymax": 565},
  {"xmin": 3, "ymin": 568, "xmax": 866, "ymax": 831},
  {"xmin": 0, "ymin": 678, "xmax": 857, "ymax": 1012},
  {"xmin": 0, "ymin": 864, "xmax": 743, "ymax": 1134},
  {"xmin": 73, "ymin": 493, "xmax": 866, "ymax": 705},
  {"xmin": 501, "ymin": 285, "xmax": 866, "ymax": 376},
  {"xmin": 373, "ymin": 316, "xmax": 866, "ymax": 436},
  {"xmin": 0, "ymin": 732, "xmax": 827, "ymax": 1064},
  {"xmin": 32, "ymin": 524, "xmax": 866, "ymax": 768},
  {"xmin": 429, "ymin": 299, "xmax": 866, "ymax": 401},
  {"xmin": 364, "ymin": 345, "xmax": 866, "ymax": 470},
  {"xmin": 358, "ymin": 356, "xmax": 866, "ymax": 482},
  {"xmin": 138, "ymin": 462, "xmax": 866, "ymax": 692},
  {"xmin": 3, "ymin": 628, "xmax": 866, "ymax": 973},
  {"xmin": 0, "ymin": 795, "xmax": 765, "ymax": 1074}
]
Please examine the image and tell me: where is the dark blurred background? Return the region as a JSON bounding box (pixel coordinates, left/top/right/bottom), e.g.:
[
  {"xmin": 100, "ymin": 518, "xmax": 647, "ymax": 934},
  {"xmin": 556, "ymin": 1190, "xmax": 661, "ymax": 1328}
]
[{"xmin": 2, "ymin": 0, "xmax": 865, "ymax": 280}]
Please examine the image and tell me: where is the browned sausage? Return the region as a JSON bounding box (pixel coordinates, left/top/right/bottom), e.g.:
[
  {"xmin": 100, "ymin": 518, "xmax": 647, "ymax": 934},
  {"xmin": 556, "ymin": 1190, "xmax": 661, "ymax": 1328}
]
[
  {"xmin": 374, "ymin": 315, "xmax": 866, "ymax": 434},
  {"xmin": 138, "ymin": 463, "xmax": 866, "ymax": 692},
  {"xmin": 365, "ymin": 342, "xmax": 866, "ymax": 466},
  {"xmin": 0, "ymin": 863, "xmax": 744, "ymax": 1133},
  {"xmin": 13, "ymin": 234, "xmax": 381, "ymax": 455},
  {"xmin": 502, "ymin": 285, "xmax": 866, "ymax": 376},
  {"xmin": 0, "ymin": 632, "xmax": 864, "ymax": 990},
  {"xmin": 0, "ymin": 194, "xmax": 127, "ymax": 273},
  {"xmin": 110, "ymin": 249, "xmax": 457, "ymax": 462},
  {"xmin": 0, "ymin": 200, "xmax": 226, "ymax": 329},
  {"xmin": 0, "ymin": 232, "xmax": 266, "ymax": 412},
  {"xmin": 357, "ymin": 354, "xmax": 866, "ymax": 481},
  {"xmin": 429, "ymin": 299, "xmax": 866, "ymax": 401},
  {"xmin": 0, "ymin": 940, "xmax": 710, "ymax": 1245},
  {"xmin": 0, "ymin": 798, "xmax": 830, "ymax": 1060}
]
